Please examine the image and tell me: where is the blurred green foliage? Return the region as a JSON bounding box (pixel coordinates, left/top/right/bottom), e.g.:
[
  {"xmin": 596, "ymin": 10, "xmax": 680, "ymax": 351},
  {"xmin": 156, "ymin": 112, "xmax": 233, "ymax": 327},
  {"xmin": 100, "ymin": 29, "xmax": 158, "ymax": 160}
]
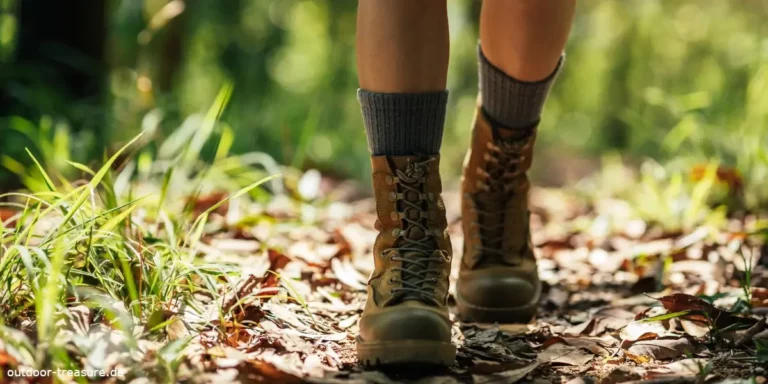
[{"xmin": 2, "ymin": 0, "xmax": 768, "ymax": 206}]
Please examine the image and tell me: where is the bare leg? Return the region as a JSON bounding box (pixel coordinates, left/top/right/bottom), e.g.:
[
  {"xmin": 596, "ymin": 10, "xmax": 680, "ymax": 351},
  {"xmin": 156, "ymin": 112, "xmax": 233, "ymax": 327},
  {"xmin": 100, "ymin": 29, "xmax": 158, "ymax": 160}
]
[
  {"xmin": 356, "ymin": 0, "xmax": 449, "ymax": 93},
  {"xmin": 356, "ymin": 0, "xmax": 450, "ymax": 156},
  {"xmin": 455, "ymin": 0, "xmax": 577, "ymax": 326},
  {"xmin": 480, "ymin": 0, "xmax": 575, "ymax": 82},
  {"xmin": 355, "ymin": 0, "xmax": 457, "ymax": 367}
]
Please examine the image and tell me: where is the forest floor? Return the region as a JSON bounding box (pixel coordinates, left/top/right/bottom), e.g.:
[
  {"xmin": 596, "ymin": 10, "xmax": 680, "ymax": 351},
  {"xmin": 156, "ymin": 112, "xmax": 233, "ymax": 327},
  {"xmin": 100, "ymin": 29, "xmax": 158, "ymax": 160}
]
[
  {"xmin": 184, "ymin": 186, "xmax": 767, "ymax": 384},
  {"xmin": 1, "ymin": 161, "xmax": 767, "ymax": 383}
]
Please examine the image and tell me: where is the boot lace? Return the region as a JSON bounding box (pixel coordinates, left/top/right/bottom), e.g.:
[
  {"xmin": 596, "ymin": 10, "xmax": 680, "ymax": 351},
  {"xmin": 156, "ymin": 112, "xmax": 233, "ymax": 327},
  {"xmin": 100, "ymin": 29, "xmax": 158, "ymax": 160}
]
[
  {"xmin": 469, "ymin": 132, "xmax": 535, "ymax": 262},
  {"xmin": 382, "ymin": 158, "xmax": 449, "ymax": 304}
]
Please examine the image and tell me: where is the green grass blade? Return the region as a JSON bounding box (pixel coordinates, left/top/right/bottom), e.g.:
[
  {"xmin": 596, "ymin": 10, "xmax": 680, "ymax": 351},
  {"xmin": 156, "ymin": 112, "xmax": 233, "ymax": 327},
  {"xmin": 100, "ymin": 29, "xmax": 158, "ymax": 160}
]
[
  {"xmin": 25, "ymin": 148, "xmax": 56, "ymax": 192},
  {"xmin": 58, "ymin": 133, "xmax": 144, "ymax": 230}
]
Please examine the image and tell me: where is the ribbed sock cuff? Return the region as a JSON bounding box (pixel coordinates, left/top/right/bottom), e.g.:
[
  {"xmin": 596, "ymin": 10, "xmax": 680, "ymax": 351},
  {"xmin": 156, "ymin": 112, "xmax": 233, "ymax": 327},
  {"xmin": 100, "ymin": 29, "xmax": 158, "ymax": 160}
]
[
  {"xmin": 358, "ymin": 90, "xmax": 448, "ymax": 156},
  {"xmin": 478, "ymin": 45, "xmax": 562, "ymax": 130}
]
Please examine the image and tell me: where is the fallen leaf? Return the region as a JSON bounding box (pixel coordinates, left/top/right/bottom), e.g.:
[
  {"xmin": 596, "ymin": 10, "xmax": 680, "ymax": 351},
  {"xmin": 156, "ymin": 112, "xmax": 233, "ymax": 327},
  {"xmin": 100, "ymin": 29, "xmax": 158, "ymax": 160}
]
[
  {"xmin": 473, "ymin": 361, "xmax": 540, "ymax": 384},
  {"xmin": 0, "ymin": 350, "xmax": 18, "ymax": 368},
  {"xmin": 246, "ymin": 359, "xmax": 304, "ymax": 384},
  {"xmin": 625, "ymin": 337, "xmax": 700, "ymax": 361},
  {"xmin": 601, "ymin": 366, "xmax": 644, "ymax": 384},
  {"xmin": 620, "ymin": 320, "xmax": 671, "ymax": 342},
  {"xmin": 657, "ymin": 358, "xmax": 709, "ymax": 376},
  {"xmin": 0, "ymin": 208, "xmax": 17, "ymax": 226},
  {"xmin": 680, "ymin": 319, "xmax": 711, "ymax": 338},
  {"xmin": 167, "ymin": 317, "xmax": 190, "ymax": 340},
  {"xmin": 209, "ymin": 238, "xmax": 260, "ymax": 253},
  {"xmin": 751, "ymin": 287, "xmax": 768, "ymax": 308},
  {"xmin": 461, "ymin": 327, "xmax": 536, "ymax": 363},
  {"xmin": 187, "ymin": 191, "xmax": 229, "ymax": 217},
  {"xmin": 543, "ymin": 336, "xmax": 615, "ymax": 356},
  {"xmin": 539, "ymin": 342, "xmax": 594, "ymax": 366},
  {"xmin": 565, "ymin": 378, "xmax": 597, "ymax": 384},
  {"xmin": 330, "ymin": 255, "xmax": 366, "ymax": 290},
  {"xmin": 588, "ymin": 249, "xmax": 625, "ymax": 273},
  {"xmin": 545, "ymin": 287, "xmax": 570, "ymax": 309},
  {"xmin": 262, "ymin": 249, "xmax": 292, "ymax": 288},
  {"xmin": 564, "ymin": 308, "xmax": 635, "ymax": 336},
  {"xmin": 221, "ymin": 274, "xmax": 260, "ymax": 313},
  {"xmin": 657, "ymin": 293, "xmax": 756, "ymax": 329}
]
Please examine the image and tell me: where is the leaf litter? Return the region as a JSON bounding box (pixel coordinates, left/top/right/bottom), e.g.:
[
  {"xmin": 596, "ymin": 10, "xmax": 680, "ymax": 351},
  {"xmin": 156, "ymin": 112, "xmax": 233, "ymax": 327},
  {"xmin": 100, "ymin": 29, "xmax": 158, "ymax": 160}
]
[{"xmin": 2, "ymin": 169, "xmax": 768, "ymax": 383}]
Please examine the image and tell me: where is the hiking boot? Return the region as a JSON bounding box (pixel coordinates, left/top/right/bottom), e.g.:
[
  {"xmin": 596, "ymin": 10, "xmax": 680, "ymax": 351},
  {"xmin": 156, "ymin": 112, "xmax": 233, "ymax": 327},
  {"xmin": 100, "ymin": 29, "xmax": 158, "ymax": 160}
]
[
  {"xmin": 457, "ymin": 106, "xmax": 542, "ymax": 323},
  {"xmin": 357, "ymin": 155, "xmax": 456, "ymax": 366}
]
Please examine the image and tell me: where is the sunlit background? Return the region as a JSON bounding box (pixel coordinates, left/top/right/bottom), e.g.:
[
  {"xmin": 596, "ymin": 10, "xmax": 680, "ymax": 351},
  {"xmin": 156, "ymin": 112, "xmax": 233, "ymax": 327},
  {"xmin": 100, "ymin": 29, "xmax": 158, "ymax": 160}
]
[{"xmin": 1, "ymin": 0, "xmax": 767, "ymax": 201}]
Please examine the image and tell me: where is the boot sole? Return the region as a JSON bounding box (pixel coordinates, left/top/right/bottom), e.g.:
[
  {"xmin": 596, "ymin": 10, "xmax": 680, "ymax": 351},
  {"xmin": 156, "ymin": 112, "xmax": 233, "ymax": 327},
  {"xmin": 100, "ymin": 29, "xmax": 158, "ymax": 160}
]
[
  {"xmin": 356, "ymin": 338, "xmax": 456, "ymax": 366},
  {"xmin": 456, "ymin": 282, "xmax": 542, "ymax": 323}
]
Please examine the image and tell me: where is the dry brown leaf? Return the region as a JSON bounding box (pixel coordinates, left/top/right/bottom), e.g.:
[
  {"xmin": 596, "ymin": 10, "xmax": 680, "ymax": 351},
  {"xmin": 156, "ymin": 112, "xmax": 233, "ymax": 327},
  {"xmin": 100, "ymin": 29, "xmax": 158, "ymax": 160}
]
[
  {"xmin": 564, "ymin": 308, "xmax": 635, "ymax": 336},
  {"xmin": 751, "ymin": 287, "xmax": 768, "ymax": 308},
  {"xmin": 188, "ymin": 191, "xmax": 229, "ymax": 217},
  {"xmin": 620, "ymin": 320, "xmax": 671, "ymax": 342},
  {"xmin": 0, "ymin": 350, "xmax": 18, "ymax": 368},
  {"xmin": 221, "ymin": 274, "xmax": 260, "ymax": 313},
  {"xmin": 0, "ymin": 208, "xmax": 17, "ymax": 226},
  {"xmin": 287, "ymin": 241, "xmax": 335, "ymax": 266},
  {"xmin": 543, "ymin": 336, "xmax": 615, "ymax": 356},
  {"xmin": 680, "ymin": 319, "xmax": 710, "ymax": 338},
  {"xmin": 657, "ymin": 293, "xmax": 755, "ymax": 329},
  {"xmin": 330, "ymin": 255, "xmax": 367, "ymax": 290},
  {"xmin": 245, "ymin": 359, "xmax": 304, "ymax": 384},
  {"xmin": 261, "ymin": 249, "xmax": 292, "ymax": 288},
  {"xmin": 625, "ymin": 337, "xmax": 699, "ymax": 361},
  {"xmin": 588, "ymin": 249, "xmax": 625, "ymax": 273},
  {"xmin": 546, "ymin": 287, "xmax": 570, "ymax": 309},
  {"xmin": 472, "ymin": 361, "xmax": 540, "ymax": 384},
  {"xmin": 649, "ymin": 358, "xmax": 709, "ymax": 377},
  {"xmin": 601, "ymin": 366, "xmax": 644, "ymax": 384},
  {"xmin": 208, "ymin": 238, "xmax": 260, "ymax": 253},
  {"xmin": 167, "ymin": 317, "xmax": 190, "ymax": 341},
  {"xmin": 539, "ymin": 342, "xmax": 594, "ymax": 366}
]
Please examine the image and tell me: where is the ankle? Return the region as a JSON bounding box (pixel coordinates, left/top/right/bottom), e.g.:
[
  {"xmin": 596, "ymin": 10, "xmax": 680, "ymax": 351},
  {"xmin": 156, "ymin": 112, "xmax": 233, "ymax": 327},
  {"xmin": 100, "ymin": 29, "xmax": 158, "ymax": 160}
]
[{"xmin": 477, "ymin": 45, "xmax": 562, "ymax": 131}]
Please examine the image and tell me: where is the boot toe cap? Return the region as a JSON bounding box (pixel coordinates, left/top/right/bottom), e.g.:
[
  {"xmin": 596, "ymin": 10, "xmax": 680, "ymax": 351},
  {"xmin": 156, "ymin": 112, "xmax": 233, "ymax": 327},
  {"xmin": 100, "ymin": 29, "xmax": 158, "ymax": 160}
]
[
  {"xmin": 358, "ymin": 305, "xmax": 452, "ymax": 343},
  {"xmin": 457, "ymin": 268, "xmax": 540, "ymax": 308}
]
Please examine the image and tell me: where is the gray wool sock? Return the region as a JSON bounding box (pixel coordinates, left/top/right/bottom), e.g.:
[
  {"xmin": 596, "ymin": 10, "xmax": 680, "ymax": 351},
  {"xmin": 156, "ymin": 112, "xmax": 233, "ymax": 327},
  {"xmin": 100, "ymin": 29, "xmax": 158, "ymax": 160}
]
[
  {"xmin": 358, "ymin": 90, "xmax": 448, "ymax": 156},
  {"xmin": 478, "ymin": 45, "xmax": 562, "ymax": 130}
]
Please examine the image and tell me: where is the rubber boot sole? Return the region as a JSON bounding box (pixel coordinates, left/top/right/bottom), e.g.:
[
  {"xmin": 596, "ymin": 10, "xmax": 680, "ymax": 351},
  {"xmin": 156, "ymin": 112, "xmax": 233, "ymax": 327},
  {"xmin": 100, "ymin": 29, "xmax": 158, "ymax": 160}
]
[
  {"xmin": 456, "ymin": 282, "xmax": 542, "ymax": 324},
  {"xmin": 356, "ymin": 338, "xmax": 456, "ymax": 366}
]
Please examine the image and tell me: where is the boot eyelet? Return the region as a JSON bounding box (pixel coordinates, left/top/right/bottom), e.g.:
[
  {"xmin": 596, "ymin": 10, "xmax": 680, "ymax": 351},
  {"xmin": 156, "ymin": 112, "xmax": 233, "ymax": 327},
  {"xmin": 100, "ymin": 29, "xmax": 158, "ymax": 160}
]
[
  {"xmin": 385, "ymin": 176, "xmax": 394, "ymax": 185},
  {"xmin": 391, "ymin": 228, "xmax": 401, "ymax": 237},
  {"xmin": 390, "ymin": 211, "xmax": 400, "ymax": 221},
  {"xmin": 388, "ymin": 278, "xmax": 395, "ymax": 285},
  {"xmin": 388, "ymin": 192, "xmax": 397, "ymax": 201}
]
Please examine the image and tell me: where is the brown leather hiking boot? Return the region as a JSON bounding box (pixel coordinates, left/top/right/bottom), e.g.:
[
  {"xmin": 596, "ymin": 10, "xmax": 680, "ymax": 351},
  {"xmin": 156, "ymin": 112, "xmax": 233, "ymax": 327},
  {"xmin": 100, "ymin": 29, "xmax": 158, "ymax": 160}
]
[
  {"xmin": 457, "ymin": 106, "xmax": 542, "ymax": 323},
  {"xmin": 357, "ymin": 155, "xmax": 456, "ymax": 366}
]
